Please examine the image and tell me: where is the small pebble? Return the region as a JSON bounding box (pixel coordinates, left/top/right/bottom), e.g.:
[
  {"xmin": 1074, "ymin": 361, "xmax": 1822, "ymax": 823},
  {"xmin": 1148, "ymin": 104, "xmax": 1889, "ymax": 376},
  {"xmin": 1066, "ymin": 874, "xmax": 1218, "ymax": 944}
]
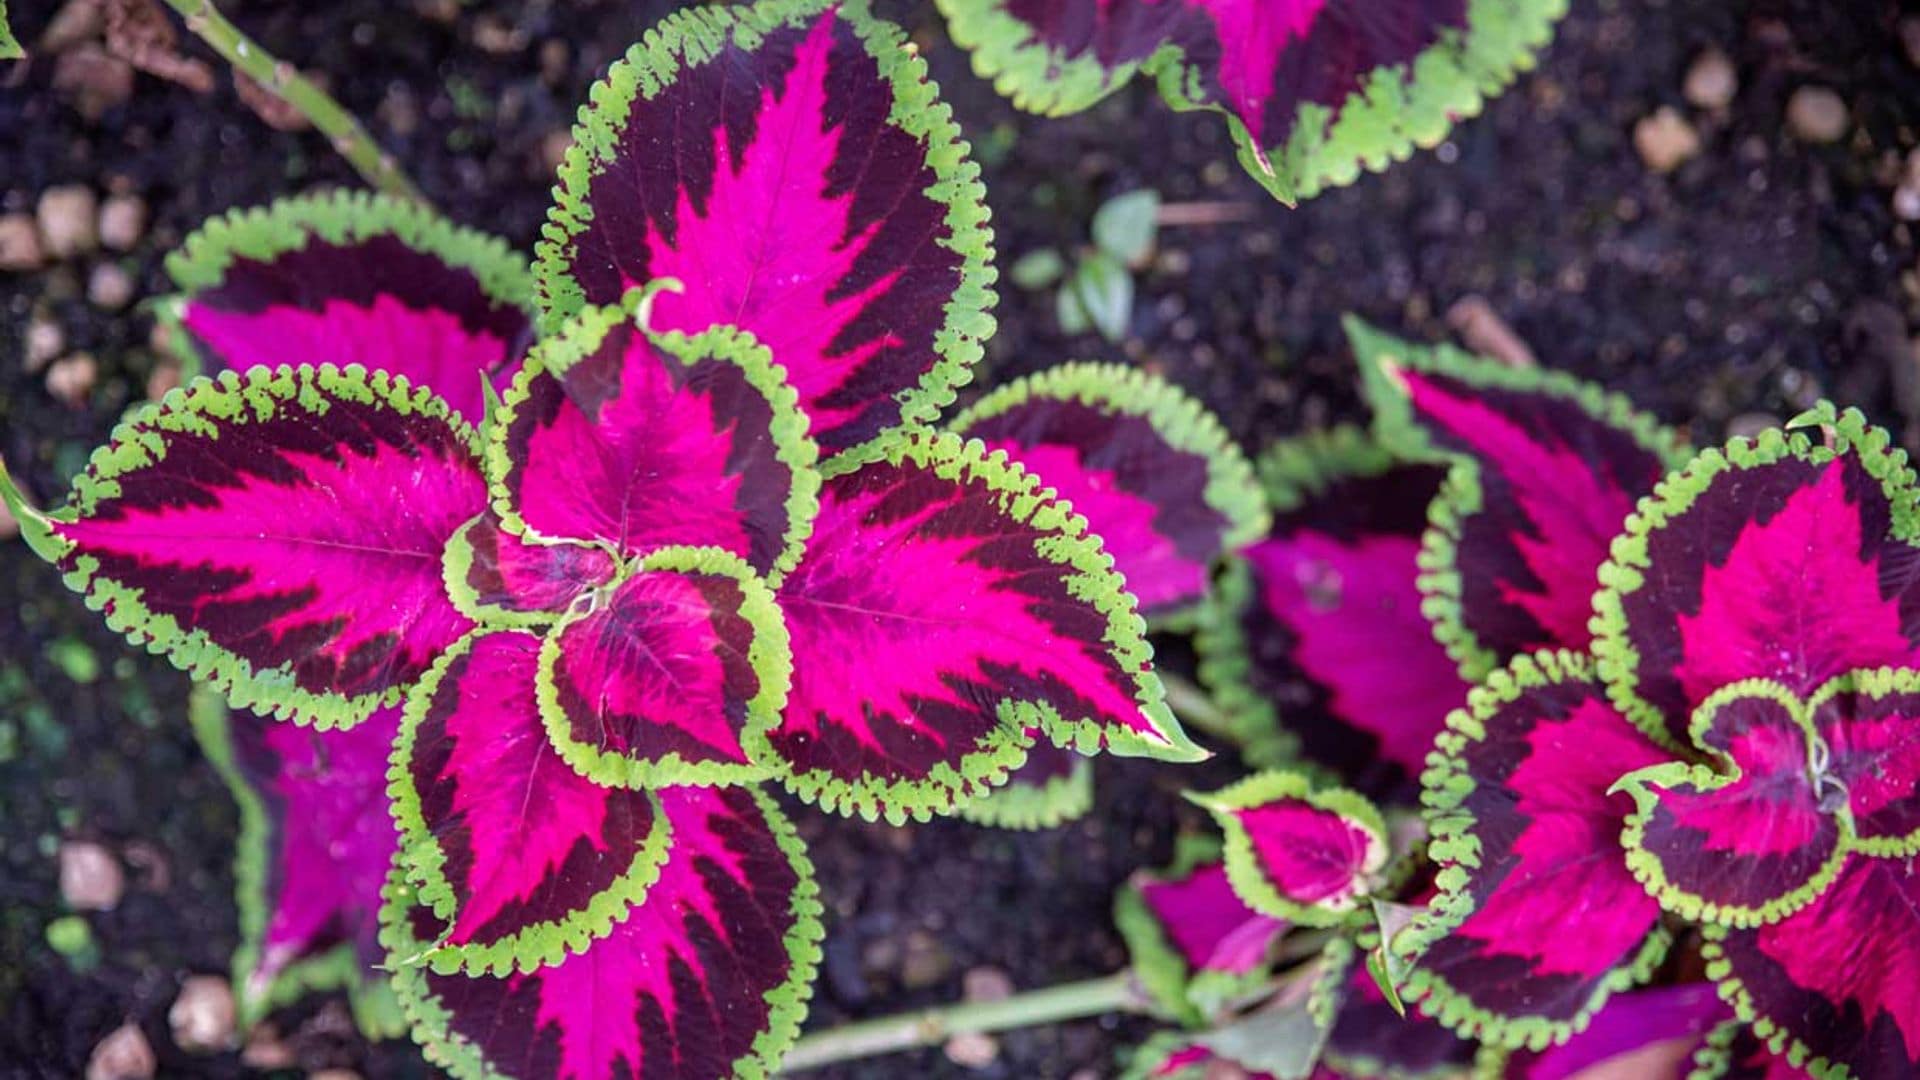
[
  {"xmin": 1726, "ymin": 412, "xmax": 1782, "ymax": 440},
  {"xmin": 1633, "ymin": 107, "xmax": 1700, "ymax": 174},
  {"xmin": 1786, "ymin": 86, "xmax": 1848, "ymax": 144},
  {"xmin": 0, "ymin": 214, "xmax": 45, "ymax": 271},
  {"xmin": 943, "ymin": 1031, "xmax": 999, "ymax": 1070},
  {"xmin": 88, "ymin": 262, "xmax": 135, "ymax": 310},
  {"xmin": 540, "ymin": 129, "xmax": 573, "ymax": 175},
  {"xmin": 59, "ymin": 840, "xmax": 125, "ymax": 911},
  {"xmin": 52, "ymin": 46, "xmax": 136, "ymax": 123},
  {"xmin": 38, "ymin": 185, "xmax": 100, "ymax": 260},
  {"xmin": 85, "ymin": 1024, "xmax": 155, "ymax": 1080},
  {"xmin": 47, "ymin": 352, "xmax": 101, "ymax": 408},
  {"xmin": 309, "ymin": 1071, "xmax": 364, "ymax": 1080},
  {"xmin": 146, "ymin": 359, "xmax": 181, "ymax": 401},
  {"xmin": 240, "ymin": 1024, "xmax": 296, "ymax": 1070},
  {"xmin": 169, "ymin": 975, "xmax": 236, "ymax": 1053},
  {"xmin": 27, "ymin": 317, "xmax": 65, "ymax": 371},
  {"xmin": 98, "ymin": 194, "xmax": 147, "ymax": 252},
  {"xmin": 962, "ymin": 966, "xmax": 1014, "ymax": 1003},
  {"xmin": 1446, "ymin": 295, "xmax": 1537, "ymax": 368},
  {"xmin": 1682, "ymin": 48, "xmax": 1737, "ymax": 110},
  {"xmin": 899, "ymin": 929, "xmax": 953, "ymax": 990}
]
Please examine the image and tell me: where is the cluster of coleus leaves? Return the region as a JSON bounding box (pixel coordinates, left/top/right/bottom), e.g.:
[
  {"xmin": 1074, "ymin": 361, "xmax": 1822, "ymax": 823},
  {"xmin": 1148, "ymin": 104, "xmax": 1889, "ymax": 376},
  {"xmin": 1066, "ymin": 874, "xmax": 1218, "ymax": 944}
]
[
  {"xmin": 0, "ymin": 1, "xmax": 1351, "ymax": 1075},
  {"xmin": 1109, "ymin": 319, "xmax": 1920, "ymax": 1078},
  {"xmin": 935, "ymin": 0, "xmax": 1566, "ymax": 204}
]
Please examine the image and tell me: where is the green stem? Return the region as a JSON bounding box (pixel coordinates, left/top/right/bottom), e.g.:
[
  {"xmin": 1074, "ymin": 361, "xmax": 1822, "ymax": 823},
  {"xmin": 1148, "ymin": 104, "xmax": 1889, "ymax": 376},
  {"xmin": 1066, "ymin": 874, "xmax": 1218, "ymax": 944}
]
[
  {"xmin": 779, "ymin": 971, "xmax": 1143, "ymax": 1073},
  {"xmin": 1160, "ymin": 670, "xmax": 1228, "ymax": 734},
  {"xmin": 162, "ymin": 0, "xmax": 426, "ymax": 203}
]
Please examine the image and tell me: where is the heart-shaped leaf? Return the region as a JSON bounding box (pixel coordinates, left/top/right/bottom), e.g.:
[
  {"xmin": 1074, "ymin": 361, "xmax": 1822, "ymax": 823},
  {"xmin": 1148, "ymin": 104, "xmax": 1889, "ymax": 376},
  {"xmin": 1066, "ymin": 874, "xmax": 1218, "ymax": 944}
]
[
  {"xmin": 1403, "ymin": 650, "xmax": 1670, "ymax": 1049},
  {"xmin": 956, "ymin": 742, "xmax": 1095, "ymax": 830},
  {"xmin": 165, "ymin": 190, "xmax": 533, "ymax": 424},
  {"xmin": 388, "ymin": 629, "xmax": 672, "ymax": 976},
  {"xmin": 4, "ymin": 365, "xmax": 485, "ymax": 728},
  {"xmin": 1614, "ymin": 681, "xmax": 1847, "ymax": 928},
  {"xmin": 1195, "ymin": 426, "xmax": 1459, "ymax": 794},
  {"xmin": 536, "ymin": 0, "xmax": 994, "ymax": 457},
  {"xmin": 441, "ymin": 513, "xmax": 617, "ymax": 630},
  {"xmin": 1114, "ymin": 835, "xmax": 1286, "ymax": 1026},
  {"xmin": 1593, "ymin": 409, "xmax": 1920, "ymax": 748},
  {"xmin": 1194, "ymin": 771, "xmax": 1390, "ymax": 926},
  {"xmin": 1703, "ymin": 856, "xmax": 1920, "ymax": 1079},
  {"xmin": 948, "ymin": 361, "xmax": 1268, "ymax": 625},
  {"xmin": 383, "ymin": 785, "xmax": 823, "ymax": 1080},
  {"xmin": 191, "ymin": 689, "xmax": 399, "ymax": 1032},
  {"xmin": 537, "ymin": 546, "xmax": 791, "ymax": 789},
  {"xmin": 756, "ymin": 426, "xmax": 1203, "ymax": 824},
  {"xmin": 1349, "ymin": 318, "xmax": 1686, "ymax": 680},
  {"xmin": 935, "ymin": 0, "xmax": 1565, "ymax": 204},
  {"xmin": 489, "ymin": 307, "xmax": 819, "ymax": 581}
]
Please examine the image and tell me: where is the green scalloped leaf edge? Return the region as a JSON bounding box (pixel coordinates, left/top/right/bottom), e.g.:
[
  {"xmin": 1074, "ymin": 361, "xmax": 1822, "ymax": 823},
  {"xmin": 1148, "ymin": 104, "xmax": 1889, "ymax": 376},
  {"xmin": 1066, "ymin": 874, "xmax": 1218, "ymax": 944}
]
[
  {"xmin": 1190, "ymin": 424, "xmax": 1414, "ymax": 765},
  {"xmin": 948, "ymin": 359, "xmax": 1270, "ymax": 624},
  {"xmin": 1345, "ymin": 314, "xmax": 1689, "ymax": 684},
  {"xmin": 1613, "ymin": 678, "xmax": 1851, "ymax": 930},
  {"xmin": 1700, "ymin": 923, "xmax": 1856, "ymax": 1080},
  {"xmin": 385, "ymin": 626, "xmax": 676, "ymax": 978},
  {"xmin": 1112, "ymin": 833, "xmax": 1223, "ymax": 1027},
  {"xmin": 162, "ymin": 189, "xmax": 533, "ymax": 386},
  {"xmin": 188, "ymin": 686, "xmax": 404, "ymax": 1038},
  {"xmin": 956, "ymin": 752, "xmax": 1096, "ymax": 830},
  {"xmin": 534, "ymin": 544, "xmax": 794, "ymax": 790},
  {"xmin": 1399, "ymin": 647, "xmax": 1673, "ymax": 1051},
  {"xmin": 1590, "ymin": 404, "xmax": 1920, "ymax": 751},
  {"xmin": 381, "ymin": 786, "xmax": 824, "ymax": 1080},
  {"xmin": 760, "ymin": 425, "xmax": 1206, "ymax": 826},
  {"xmin": 1192, "ymin": 769, "xmax": 1390, "ymax": 927},
  {"xmin": 485, "ymin": 303, "xmax": 822, "ymax": 587},
  {"xmin": 30, "ymin": 363, "xmax": 478, "ymax": 730},
  {"xmin": 939, "ymin": 0, "xmax": 1566, "ymax": 205},
  {"xmin": 533, "ymin": 0, "xmax": 997, "ymax": 462}
]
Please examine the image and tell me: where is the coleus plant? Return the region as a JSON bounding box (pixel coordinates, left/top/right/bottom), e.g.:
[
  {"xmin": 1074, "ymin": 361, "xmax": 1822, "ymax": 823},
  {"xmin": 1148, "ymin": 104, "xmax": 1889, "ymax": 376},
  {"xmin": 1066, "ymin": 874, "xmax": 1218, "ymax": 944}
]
[
  {"xmin": 0, "ymin": 0, "xmax": 1224, "ymax": 1074},
  {"xmin": 1168, "ymin": 319, "xmax": 1920, "ymax": 1078},
  {"xmin": 935, "ymin": 0, "xmax": 1567, "ymax": 204}
]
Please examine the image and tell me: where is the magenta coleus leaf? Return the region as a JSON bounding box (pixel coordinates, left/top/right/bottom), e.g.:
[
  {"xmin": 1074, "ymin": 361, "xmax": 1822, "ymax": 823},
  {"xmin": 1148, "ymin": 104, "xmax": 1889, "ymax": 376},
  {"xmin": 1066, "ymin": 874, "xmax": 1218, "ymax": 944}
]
[
  {"xmin": 388, "ymin": 628, "xmax": 672, "ymax": 976},
  {"xmin": 1194, "ymin": 771, "xmax": 1390, "ymax": 927},
  {"xmin": 1688, "ymin": 1021, "xmax": 1818, "ymax": 1080},
  {"xmin": 1614, "ymin": 680, "xmax": 1847, "ymax": 929},
  {"xmin": 936, "ymin": 0, "xmax": 1565, "ymax": 204},
  {"xmin": 1318, "ymin": 937, "xmax": 1477, "ymax": 1080},
  {"xmin": 1810, "ymin": 668, "xmax": 1920, "ymax": 857},
  {"xmin": 488, "ymin": 303, "xmax": 819, "ymax": 581},
  {"xmin": 948, "ymin": 362, "xmax": 1268, "ymax": 624},
  {"xmin": 1401, "ymin": 650, "xmax": 1671, "ymax": 1049},
  {"xmin": 382, "ymin": 785, "xmax": 823, "ymax": 1080},
  {"xmin": 440, "ymin": 513, "xmax": 617, "ymax": 630},
  {"xmin": 1114, "ymin": 835, "xmax": 1286, "ymax": 1025},
  {"xmin": 1489, "ymin": 984, "xmax": 1731, "ymax": 1079},
  {"xmin": 1195, "ymin": 426, "xmax": 1461, "ymax": 794},
  {"xmin": 165, "ymin": 190, "xmax": 533, "ymax": 424},
  {"xmin": 1350, "ymin": 319, "xmax": 1687, "ymax": 680},
  {"xmin": 756, "ymin": 426, "xmax": 1204, "ymax": 824},
  {"xmin": 1593, "ymin": 409, "xmax": 1920, "ymax": 748},
  {"xmin": 4, "ymin": 365, "xmax": 484, "ymax": 729},
  {"xmin": 536, "ymin": 0, "xmax": 995, "ymax": 457},
  {"xmin": 191, "ymin": 689, "xmax": 400, "ymax": 1032},
  {"xmin": 536, "ymin": 546, "xmax": 792, "ymax": 789},
  {"xmin": 1704, "ymin": 856, "xmax": 1920, "ymax": 1079},
  {"xmin": 956, "ymin": 741, "xmax": 1095, "ymax": 830}
]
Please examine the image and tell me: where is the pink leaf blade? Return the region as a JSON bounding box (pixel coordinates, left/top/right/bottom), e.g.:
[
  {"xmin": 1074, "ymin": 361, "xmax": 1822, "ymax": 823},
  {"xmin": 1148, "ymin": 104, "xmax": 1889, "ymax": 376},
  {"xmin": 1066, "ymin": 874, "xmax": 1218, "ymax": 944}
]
[
  {"xmin": 440, "ymin": 513, "xmax": 618, "ymax": 630},
  {"xmin": 1195, "ymin": 771, "xmax": 1391, "ymax": 927}
]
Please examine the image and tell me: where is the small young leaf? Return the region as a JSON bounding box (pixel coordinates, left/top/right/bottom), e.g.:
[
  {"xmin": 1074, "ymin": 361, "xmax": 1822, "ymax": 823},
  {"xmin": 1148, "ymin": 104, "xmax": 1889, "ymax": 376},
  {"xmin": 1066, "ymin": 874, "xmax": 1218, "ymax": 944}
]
[
  {"xmin": 1009, "ymin": 248, "xmax": 1068, "ymax": 291},
  {"xmin": 1193, "ymin": 771, "xmax": 1391, "ymax": 926},
  {"xmin": 1402, "ymin": 650, "xmax": 1671, "ymax": 1049},
  {"xmin": 1092, "ymin": 189, "xmax": 1161, "ymax": 266},
  {"xmin": 1071, "ymin": 251, "xmax": 1135, "ymax": 343},
  {"xmin": 165, "ymin": 190, "xmax": 534, "ymax": 424},
  {"xmin": 755, "ymin": 427, "xmax": 1204, "ymax": 825},
  {"xmin": 537, "ymin": 0, "xmax": 995, "ymax": 456},
  {"xmin": 24, "ymin": 364, "xmax": 484, "ymax": 728},
  {"xmin": 1057, "ymin": 280, "xmax": 1093, "ymax": 335},
  {"xmin": 489, "ymin": 307, "xmax": 820, "ymax": 582},
  {"xmin": 383, "ymin": 785, "xmax": 823, "ymax": 1080},
  {"xmin": 441, "ymin": 514, "xmax": 616, "ymax": 630},
  {"xmin": 1113, "ymin": 835, "xmax": 1284, "ymax": 1026},
  {"xmin": 948, "ymin": 361, "xmax": 1268, "ymax": 624}
]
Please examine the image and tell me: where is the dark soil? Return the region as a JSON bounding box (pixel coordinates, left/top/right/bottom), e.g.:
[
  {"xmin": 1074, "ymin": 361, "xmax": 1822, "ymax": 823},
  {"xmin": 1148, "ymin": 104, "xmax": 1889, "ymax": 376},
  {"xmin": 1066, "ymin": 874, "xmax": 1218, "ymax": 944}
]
[{"xmin": 2, "ymin": 0, "xmax": 1917, "ymax": 1076}]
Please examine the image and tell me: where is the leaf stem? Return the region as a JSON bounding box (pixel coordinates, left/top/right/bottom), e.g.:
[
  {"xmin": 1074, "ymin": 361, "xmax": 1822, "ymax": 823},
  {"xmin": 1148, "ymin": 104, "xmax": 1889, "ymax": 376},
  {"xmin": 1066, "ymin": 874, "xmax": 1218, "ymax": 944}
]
[
  {"xmin": 779, "ymin": 971, "xmax": 1144, "ymax": 1073},
  {"xmin": 161, "ymin": 0, "xmax": 425, "ymax": 203},
  {"xmin": 1159, "ymin": 670, "xmax": 1228, "ymax": 733}
]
